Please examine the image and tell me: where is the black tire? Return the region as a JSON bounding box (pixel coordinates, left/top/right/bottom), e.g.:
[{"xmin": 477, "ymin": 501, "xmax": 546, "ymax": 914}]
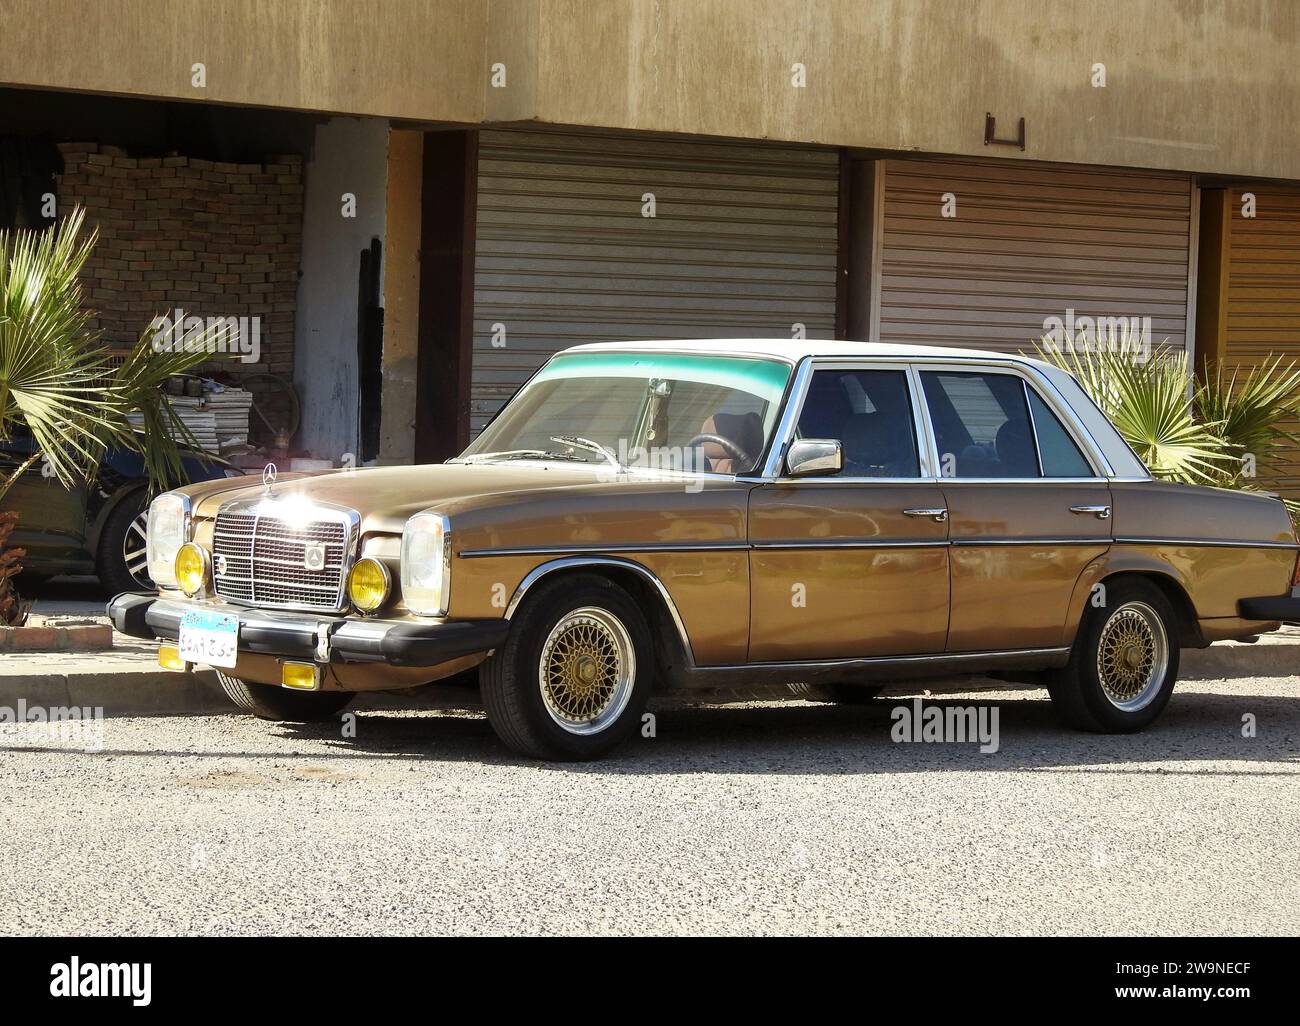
[
  {"xmin": 216, "ymin": 671, "xmax": 353, "ymax": 722},
  {"xmin": 819, "ymin": 683, "xmax": 884, "ymax": 704},
  {"xmin": 1047, "ymin": 578, "xmax": 1180, "ymax": 733},
  {"xmin": 480, "ymin": 573, "xmax": 654, "ymax": 760},
  {"xmin": 96, "ymin": 490, "xmax": 152, "ymax": 594}
]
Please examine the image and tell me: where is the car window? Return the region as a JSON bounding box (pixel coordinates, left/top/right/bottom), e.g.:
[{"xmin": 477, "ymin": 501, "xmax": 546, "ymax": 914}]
[
  {"xmin": 1026, "ymin": 388, "xmax": 1093, "ymax": 477},
  {"xmin": 795, "ymin": 369, "xmax": 920, "ymax": 478},
  {"xmin": 920, "ymin": 371, "xmax": 1039, "ymax": 478}
]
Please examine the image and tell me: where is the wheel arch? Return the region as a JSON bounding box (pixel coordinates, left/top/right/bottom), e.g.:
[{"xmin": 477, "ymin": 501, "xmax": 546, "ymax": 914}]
[
  {"xmin": 1064, "ymin": 553, "xmax": 1203, "ymax": 649},
  {"xmin": 504, "ymin": 557, "xmax": 695, "ymax": 680}
]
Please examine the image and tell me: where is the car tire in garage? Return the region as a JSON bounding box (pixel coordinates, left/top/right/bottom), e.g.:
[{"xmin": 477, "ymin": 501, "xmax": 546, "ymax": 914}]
[
  {"xmin": 480, "ymin": 573, "xmax": 654, "ymax": 760},
  {"xmin": 96, "ymin": 489, "xmax": 153, "ymax": 594},
  {"xmin": 1047, "ymin": 578, "xmax": 1180, "ymax": 733},
  {"xmin": 216, "ymin": 671, "xmax": 354, "ymax": 722}
]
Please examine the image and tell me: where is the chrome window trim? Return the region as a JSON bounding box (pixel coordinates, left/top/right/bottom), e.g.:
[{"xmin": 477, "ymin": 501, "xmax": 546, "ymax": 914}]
[
  {"xmin": 1021, "ymin": 378, "xmax": 1046, "ymax": 477},
  {"xmin": 211, "ymin": 497, "xmax": 361, "ymax": 614},
  {"xmin": 914, "ymin": 361, "xmax": 1107, "ymax": 481},
  {"xmin": 504, "ymin": 555, "xmax": 697, "ymax": 664},
  {"xmin": 760, "ymin": 358, "xmax": 933, "ymax": 482},
  {"xmin": 760, "ymin": 353, "xmax": 1121, "ymax": 485}
]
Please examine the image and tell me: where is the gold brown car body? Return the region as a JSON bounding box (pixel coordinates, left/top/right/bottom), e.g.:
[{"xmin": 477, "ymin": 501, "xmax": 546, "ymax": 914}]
[{"xmin": 109, "ymin": 340, "xmax": 1300, "ymax": 759}]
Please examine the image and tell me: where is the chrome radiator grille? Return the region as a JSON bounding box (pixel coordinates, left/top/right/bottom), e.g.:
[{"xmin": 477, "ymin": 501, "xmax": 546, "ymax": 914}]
[{"xmin": 212, "ymin": 505, "xmax": 353, "ymax": 611}]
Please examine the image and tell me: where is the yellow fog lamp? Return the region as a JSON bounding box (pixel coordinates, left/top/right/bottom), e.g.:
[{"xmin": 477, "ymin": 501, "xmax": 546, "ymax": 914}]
[
  {"xmin": 347, "ymin": 557, "xmax": 391, "ymax": 614},
  {"xmin": 174, "ymin": 542, "xmax": 210, "ymax": 598},
  {"xmin": 158, "ymin": 644, "xmax": 187, "ymax": 671},
  {"xmin": 281, "ymin": 661, "xmax": 320, "ymax": 691}
]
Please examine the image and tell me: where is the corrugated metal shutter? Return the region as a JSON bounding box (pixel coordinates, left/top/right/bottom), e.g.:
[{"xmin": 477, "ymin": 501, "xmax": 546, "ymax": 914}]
[
  {"xmin": 877, "ymin": 157, "xmax": 1194, "ymax": 356},
  {"xmin": 471, "ymin": 128, "xmax": 840, "ymax": 434},
  {"xmin": 1220, "ymin": 187, "xmax": 1300, "ymax": 495}
]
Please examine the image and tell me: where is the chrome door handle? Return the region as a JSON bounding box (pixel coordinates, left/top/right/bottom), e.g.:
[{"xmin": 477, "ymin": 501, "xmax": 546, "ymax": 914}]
[
  {"xmin": 904, "ymin": 508, "xmax": 948, "ymax": 523},
  {"xmin": 1069, "ymin": 505, "xmax": 1111, "ymax": 520}
]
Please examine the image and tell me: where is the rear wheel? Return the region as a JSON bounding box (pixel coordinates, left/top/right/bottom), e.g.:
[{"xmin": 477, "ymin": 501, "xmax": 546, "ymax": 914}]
[
  {"xmin": 1048, "ymin": 579, "xmax": 1180, "ymax": 733},
  {"xmin": 216, "ymin": 671, "xmax": 353, "ymax": 722},
  {"xmin": 480, "ymin": 574, "xmax": 654, "ymax": 760}
]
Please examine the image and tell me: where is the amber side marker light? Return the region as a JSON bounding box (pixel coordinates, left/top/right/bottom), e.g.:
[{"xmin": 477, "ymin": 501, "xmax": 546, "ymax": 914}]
[
  {"xmin": 158, "ymin": 645, "xmax": 187, "ymax": 671},
  {"xmin": 281, "ymin": 662, "xmax": 320, "ymax": 691}
]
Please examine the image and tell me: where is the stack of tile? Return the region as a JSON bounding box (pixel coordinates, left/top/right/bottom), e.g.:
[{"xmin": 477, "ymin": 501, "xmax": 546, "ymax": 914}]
[
  {"xmin": 204, "ymin": 385, "xmax": 255, "ymax": 452},
  {"xmin": 129, "ymin": 395, "xmax": 219, "ymax": 451}
]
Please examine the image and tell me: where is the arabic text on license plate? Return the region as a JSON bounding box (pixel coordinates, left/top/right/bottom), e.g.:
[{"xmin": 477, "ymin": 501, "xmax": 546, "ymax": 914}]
[{"xmin": 177, "ymin": 610, "xmax": 239, "ymax": 669}]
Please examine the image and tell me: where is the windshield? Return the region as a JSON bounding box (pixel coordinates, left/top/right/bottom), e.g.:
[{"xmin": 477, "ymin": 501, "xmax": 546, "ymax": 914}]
[{"xmin": 460, "ymin": 351, "xmax": 793, "ymax": 475}]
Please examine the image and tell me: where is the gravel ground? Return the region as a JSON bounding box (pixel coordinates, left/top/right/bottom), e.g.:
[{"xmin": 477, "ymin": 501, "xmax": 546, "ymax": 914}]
[{"xmin": 1, "ymin": 676, "xmax": 1297, "ymax": 936}]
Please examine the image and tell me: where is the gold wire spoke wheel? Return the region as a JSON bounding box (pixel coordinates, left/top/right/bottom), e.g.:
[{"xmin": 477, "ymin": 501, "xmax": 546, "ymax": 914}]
[
  {"xmin": 538, "ymin": 606, "xmax": 636, "ymax": 736},
  {"xmin": 1096, "ymin": 600, "xmax": 1169, "ymax": 713}
]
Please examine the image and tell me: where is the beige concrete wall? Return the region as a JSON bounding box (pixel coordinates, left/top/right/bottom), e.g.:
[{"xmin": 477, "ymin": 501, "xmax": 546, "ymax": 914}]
[
  {"xmin": 3, "ymin": 0, "xmax": 1299, "ymax": 181},
  {"xmin": 530, "ymin": 0, "xmax": 1300, "ymax": 181},
  {"xmin": 0, "ymin": 0, "xmax": 488, "ymax": 121}
]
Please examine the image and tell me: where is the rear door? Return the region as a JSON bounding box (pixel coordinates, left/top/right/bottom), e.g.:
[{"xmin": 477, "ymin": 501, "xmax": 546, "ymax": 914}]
[
  {"xmin": 748, "ymin": 362, "xmax": 950, "ymax": 661},
  {"xmin": 916, "ymin": 365, "xmax": 1112, "ymax": 652}
]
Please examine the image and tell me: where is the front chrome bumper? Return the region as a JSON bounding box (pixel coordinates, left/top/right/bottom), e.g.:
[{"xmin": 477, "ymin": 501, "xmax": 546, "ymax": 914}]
[{"xmin": 108, "ymin": 594, "xmax": 510, "ymax": 668}]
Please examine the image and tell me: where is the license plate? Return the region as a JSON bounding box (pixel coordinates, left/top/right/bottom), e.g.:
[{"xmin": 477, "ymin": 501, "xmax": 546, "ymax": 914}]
[{"xmin": 177, "ymin": 610, "xmax": 240, "ymax": 669}]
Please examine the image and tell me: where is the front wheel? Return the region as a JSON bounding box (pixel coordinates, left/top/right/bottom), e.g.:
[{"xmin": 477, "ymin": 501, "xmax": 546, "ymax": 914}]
[
  {"xmin": 97, "ymin": 491, "xmax": 152, "ymax": 594},
  {"xmin": 1048, "ymin": 580, "xmax": 1180, "ymax": 733},
  {"xmin": 217, "ymin": 672, "xmax": 353, "ymax": 722},
  {"xmin": 480, "ymin": 574, "xmax": 654, "ymax": 760}
]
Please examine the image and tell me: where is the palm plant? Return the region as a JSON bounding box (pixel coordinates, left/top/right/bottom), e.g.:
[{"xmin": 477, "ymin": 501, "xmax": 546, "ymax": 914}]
[
  {"xmin": 1195, "ymin": 355, "xmax": 1300, "ymax": 490},
  {"xmin": 1, "ymin": 208, "xmax": 218, "ymax": 621},
  {"xmin": 1033, "ymin": 328, "xmax": 1235, "ymax": 485}
]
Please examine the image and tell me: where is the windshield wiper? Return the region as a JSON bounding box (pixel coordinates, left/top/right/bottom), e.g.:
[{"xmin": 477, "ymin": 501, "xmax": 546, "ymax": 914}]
[
  {"xmin": 550, "ymin": 435, "xmax": 624, "ymax": 473},
  {"xmin": 456, "ymin": 448, "xmax": 586, "ymax": 465}
]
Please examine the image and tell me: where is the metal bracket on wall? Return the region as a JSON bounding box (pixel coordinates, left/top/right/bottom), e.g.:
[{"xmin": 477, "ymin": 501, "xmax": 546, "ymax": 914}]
[{"xmin": 984, "ymin": 113, "xmax": 1026, "ymax": 151}]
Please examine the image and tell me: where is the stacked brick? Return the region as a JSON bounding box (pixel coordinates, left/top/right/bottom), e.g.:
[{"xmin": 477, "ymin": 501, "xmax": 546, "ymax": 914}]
[{"xmin": 54, "ymin": 143, "xmax": 303, "ymax": 387}]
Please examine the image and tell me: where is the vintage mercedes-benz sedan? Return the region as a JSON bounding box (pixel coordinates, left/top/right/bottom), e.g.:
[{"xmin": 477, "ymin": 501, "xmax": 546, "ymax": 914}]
[{"xmin": 110, "ymin": 340, "xmax": 1300, "ymax": 759}]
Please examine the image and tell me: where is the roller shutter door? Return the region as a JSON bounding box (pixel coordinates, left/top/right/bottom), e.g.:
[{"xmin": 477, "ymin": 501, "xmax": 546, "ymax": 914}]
[
  {"xmin": 877, "ymin": 157, "xmax": 1194, "ymax": 356},
  {"xmin": 470, "ymin": 129, "xmax": 840, "ymax": 434},
  {"xmin": 1217, "ymin": 187, "xmax": 1300, "ymax": 495}
]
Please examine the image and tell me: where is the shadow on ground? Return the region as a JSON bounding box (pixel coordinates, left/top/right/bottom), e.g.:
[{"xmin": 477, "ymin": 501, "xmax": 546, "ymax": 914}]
[{"xmin": 256, "ymin": 681, "xmax": 1299, "ymax": 776}]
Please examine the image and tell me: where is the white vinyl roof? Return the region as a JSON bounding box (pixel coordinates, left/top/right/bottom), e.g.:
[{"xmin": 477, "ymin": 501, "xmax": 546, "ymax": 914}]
[{"xmin": 562, "ymin": 337, "xmax": 1052, "ymax": 369}]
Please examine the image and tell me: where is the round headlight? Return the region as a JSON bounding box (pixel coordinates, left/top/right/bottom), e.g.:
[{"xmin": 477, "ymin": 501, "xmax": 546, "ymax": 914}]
[
  {"xmin": 348, "ymin": 558, "xmax": 391, "ymax": 614},
  {"xmin": 174, "ymin": 543, "xmax": 209, "ymax": 597}
]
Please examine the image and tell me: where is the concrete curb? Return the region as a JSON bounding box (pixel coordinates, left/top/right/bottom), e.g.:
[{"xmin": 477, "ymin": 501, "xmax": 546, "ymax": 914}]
[
  {"xmin": 0, "ymin": 666, "xmax": 229, "ymax": 716},
  {"xmin": 1180, "ymin": 639, "xmax": 1297, "ymax": 679}
]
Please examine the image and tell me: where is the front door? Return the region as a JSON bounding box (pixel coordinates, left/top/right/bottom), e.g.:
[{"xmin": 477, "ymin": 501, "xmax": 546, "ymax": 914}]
[
  {"xmin": 748, "ymin": 365, "xmax": 950, "ymax": 661},
  {"xmin": 916, "ymin": 366, "xmax": 1113, "ymax": 652}
]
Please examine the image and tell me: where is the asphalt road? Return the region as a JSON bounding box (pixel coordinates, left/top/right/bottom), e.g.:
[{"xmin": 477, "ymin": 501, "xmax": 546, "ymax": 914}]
[{"xmin": 2, "ymin": 677, "xmax": 1297, "ymax": 936}]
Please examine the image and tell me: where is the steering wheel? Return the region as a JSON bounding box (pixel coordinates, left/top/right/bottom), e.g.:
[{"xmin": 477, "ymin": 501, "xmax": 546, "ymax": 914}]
[{"xmin": 686, "ymin": 432, "xmax": 754, "ymax": 467}]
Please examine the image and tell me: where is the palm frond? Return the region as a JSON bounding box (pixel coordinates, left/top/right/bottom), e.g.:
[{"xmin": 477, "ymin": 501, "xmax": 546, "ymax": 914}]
[
  {"xmin": 0, "ymin": 208, "xmax": 227, "ymax": 500},
  {"xmin": 1031, "ymin": 328, "xmax": 1236, "ymax": 486}
]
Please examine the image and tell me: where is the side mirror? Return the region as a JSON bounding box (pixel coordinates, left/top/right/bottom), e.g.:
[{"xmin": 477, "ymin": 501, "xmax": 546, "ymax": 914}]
[{"xmin": 785, "ymin": 439, "xmax": 842, "ymax": 477}]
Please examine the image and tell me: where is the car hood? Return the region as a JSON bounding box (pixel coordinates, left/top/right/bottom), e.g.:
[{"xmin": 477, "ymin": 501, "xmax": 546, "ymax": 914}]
[{"xmin": 180, "ymin": 461, "xmax": 722, "ymax": 535}]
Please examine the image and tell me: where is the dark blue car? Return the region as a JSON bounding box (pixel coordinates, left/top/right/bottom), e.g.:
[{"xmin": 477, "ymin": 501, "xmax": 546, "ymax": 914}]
[{"xmin": 1, "ymin": 430, "xmax": 244, "ymax": 593}]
